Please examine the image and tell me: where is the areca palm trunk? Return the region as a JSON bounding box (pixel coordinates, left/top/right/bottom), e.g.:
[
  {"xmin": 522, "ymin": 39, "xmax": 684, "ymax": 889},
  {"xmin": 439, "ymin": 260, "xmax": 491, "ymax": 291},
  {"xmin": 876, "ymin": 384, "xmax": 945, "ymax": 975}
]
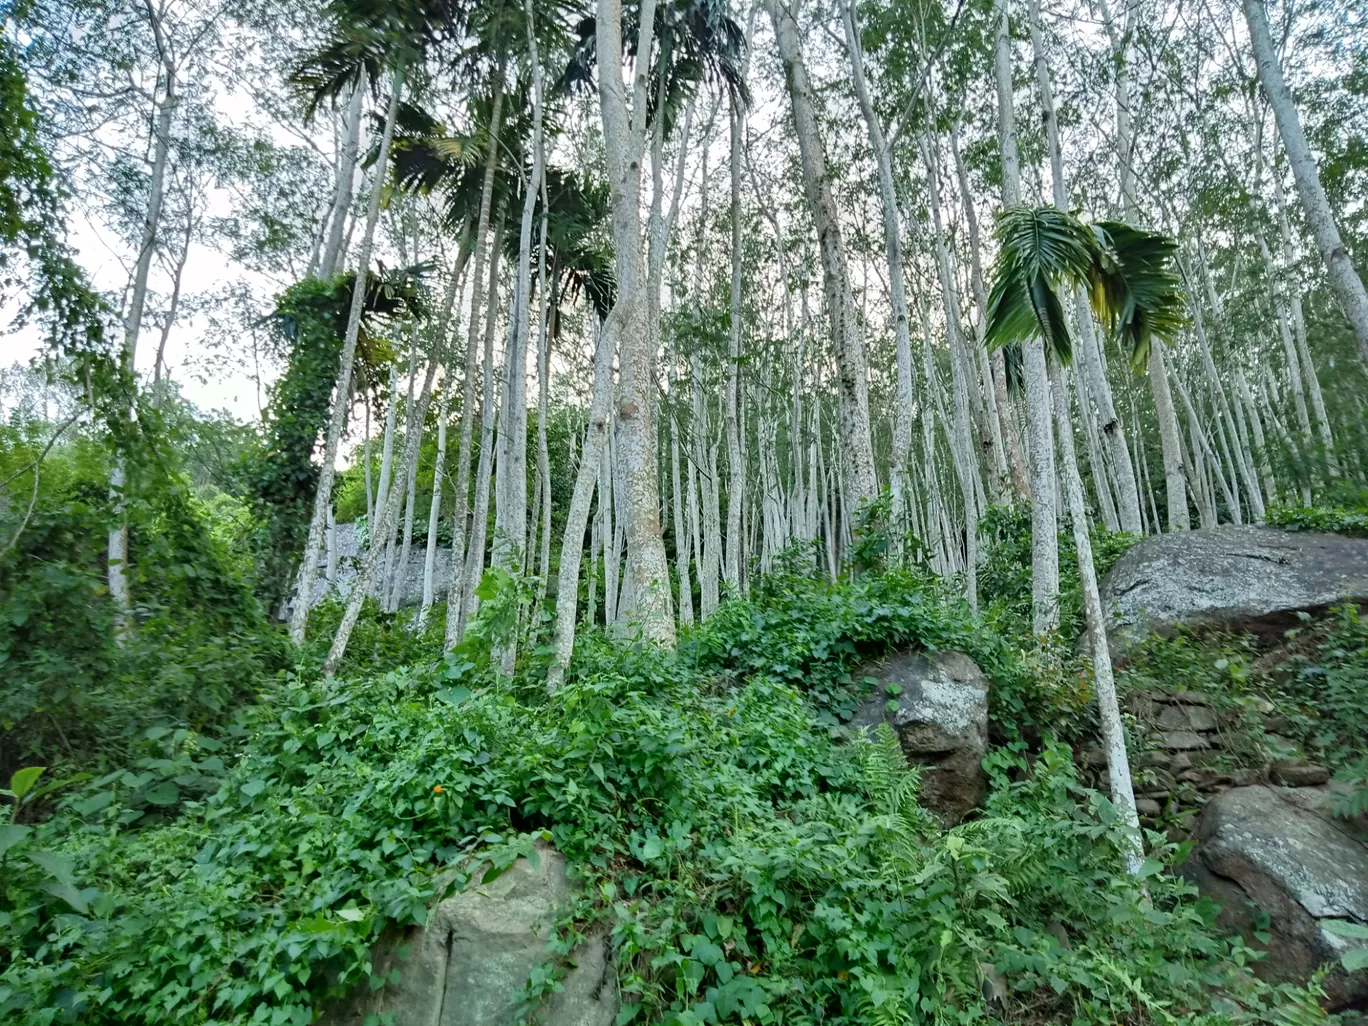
[
  {"xmin": 444, "ymin": 68, "xmax": 504, "ymax": 652},
  {"xmin": 419, "ymin": 228, "xmax": 474, "ymax": 629},
  {"xmin": 1000, "ymin": 0, "xmax": 1059, "ymax": 631},
  {"xmin": 109, "ymin": 51, "xmax": 177, "ymax": 624},
  {"xmin": 925, "ymin": 142, "xmax": 980, "ymax": 609},
  {"xmin": 326, "ymin": 354, "xmax": 439, "ymax": 673},
  {"xmin": 1050, "ymin": 359, "xmax": 1144, "ymax": 874},
  {"xmin": 1243, "ymin": 0, "xmax": 1368, "ymax": 365},
  {"xmin": 318, "ymin": 82, "xmax": 364, "ymax": 281},
  {"xmin": 458, "ymin": 217, "xmax": 506, "ymax": 639},
  {"xmin": 768, "ymin": 0, "xmax": 878, "ymax": 513},
  {"xmin": 1270, "ymin": 175, "xmax": 1334, "ymax": 452},
  {"xmin": 387, "ymin": 342, "xmax": 420, "ymax": 610},
  {"xmin": 292, "ymin": 60, "xmax": 406, "ymax": 646},
  {"xmin": 949, "ymin": 122, "xmax": 1015, "ymax": 501},
  {"xmin": 1031, "ymin": 0, "xmax": 1144, "ymax": 535},
  {"xmin": 1182, "ymin": 257, "xmax": 1265, "ymax": 520},
  {"xmin": 494, "ymin": 2, "xmax": 548, "ymax": 598},
  {"xmin": 724, "ymin": 96, "xmax": 745, "ymax": 594}
]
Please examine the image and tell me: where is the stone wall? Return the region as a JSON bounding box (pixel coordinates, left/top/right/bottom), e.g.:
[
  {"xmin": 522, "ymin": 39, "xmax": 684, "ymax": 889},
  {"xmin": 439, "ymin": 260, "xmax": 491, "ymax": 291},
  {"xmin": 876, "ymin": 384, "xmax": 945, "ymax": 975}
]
[{"xmin": 1075, "ymin": 687, "xmax": 1331, "ymax": 839}]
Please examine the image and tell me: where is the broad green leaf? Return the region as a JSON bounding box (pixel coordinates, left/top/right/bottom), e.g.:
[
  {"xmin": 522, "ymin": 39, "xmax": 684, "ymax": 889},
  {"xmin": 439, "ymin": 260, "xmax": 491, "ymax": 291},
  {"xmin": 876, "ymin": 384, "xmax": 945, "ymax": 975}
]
[
  {"xmin": 1323, "ymin": 920, "xmax": 1368, "ymax": 940},
  {"xmin": 436, "ymin": 686, "xmax": 471, "ymax": 707},
  {"xmin": 28, "ymin": 850, "xmax": 77, "ymax": 888},
  {"xmin": 144, "ymin": 782, "xmax": 180, "ymax": 805},
  {"xmin": 1137, "ymin": 858, "xmax": 1164, "ymax": 880},
  {"xmin": 0, "ymin": 823, "xmax": 31, "ymax": 858},
  {"xmin": 240, "ymin": 779, "xmax": 267, "ymax": 798},
  {"xmin": 640, "ymin": 836, "xmax": 664, "ymax": 861},
  {"xmin": 74, "ymin": 791, "xmax": 115, "ymax": 817},
  {"xmin": 10, "ymin": 766, "xmax": 44, "ymax": 800},
  {"xmin": 336, "ymin": 908, "xmax": 367, "ymax": 922},
  {"xmin": 41, "ymin": 879, "xmax": 89, "ymax": 914},
  {"xmin": 1342, "ymin": 949, "xmax": 1368, "ymax": 973}
]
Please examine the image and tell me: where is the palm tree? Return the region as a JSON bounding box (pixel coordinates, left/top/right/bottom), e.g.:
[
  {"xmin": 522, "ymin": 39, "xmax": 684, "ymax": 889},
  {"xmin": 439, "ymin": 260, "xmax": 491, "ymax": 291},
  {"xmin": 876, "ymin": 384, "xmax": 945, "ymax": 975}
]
[{"xmin": 985, "ymin": 204, "xmax": 1186, "ymax": 874}]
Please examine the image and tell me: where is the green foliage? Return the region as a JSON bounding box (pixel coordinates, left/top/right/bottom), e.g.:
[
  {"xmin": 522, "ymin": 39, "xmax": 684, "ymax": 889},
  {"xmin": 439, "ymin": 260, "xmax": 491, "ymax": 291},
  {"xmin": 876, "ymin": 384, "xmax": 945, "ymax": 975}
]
[
  {"xmin": 0, "ymin": 582, "xmax": 1326, "ymax": 1024},
  {"xmin": 1266, "ymin": 606, "xmax": 1368, "ymax": 774},
  {"xmin": 0, "ymin": 422, "xmax": 287, "ymax": 779},
  {"xmin": 984, "ymin": 206, "xmax": 1186, "ymax": 370},
  {"xmin": 238, "ymin": 271, "xmax": 417, "ymax": 609},
  {"xmin": 0, "ymin": 32, "xmax": 109, "ymax": 367},
  {"xmin": 1116, "ymin": 607, "xmax": 1368, "ymax": 815},
  {"xmin": 682, "ymin": 565, "xmax": 1021, "ymax": 724},
  {"xmin": 1265, "ymin": 500, "xmax": 1368, "ymax": 538},
  {"xmin": 978, "ymin": 504, "xmax": 1137, "ymax": 645}
]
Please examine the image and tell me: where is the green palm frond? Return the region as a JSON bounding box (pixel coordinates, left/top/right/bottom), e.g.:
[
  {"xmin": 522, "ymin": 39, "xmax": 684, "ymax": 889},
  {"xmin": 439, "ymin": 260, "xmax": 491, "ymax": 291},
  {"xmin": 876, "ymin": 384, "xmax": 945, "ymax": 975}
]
[
  {"xmin": 290, "ymin": 0, "xmax": 470, "ymax": 118},
  {"xmin": 1089, "ymin": 221, "xmax": 1187, "ymax": 371},
  {"xmin": 559, "ymin": 0, "xmax": 750, "ymax": 137},
  {"xmin": 984, "ymin": 205, "xmax": 1185, "ymax": 375},
  {"xmin": 984, "ymin": 206, "xmax": 1093, "ymax": 365}
]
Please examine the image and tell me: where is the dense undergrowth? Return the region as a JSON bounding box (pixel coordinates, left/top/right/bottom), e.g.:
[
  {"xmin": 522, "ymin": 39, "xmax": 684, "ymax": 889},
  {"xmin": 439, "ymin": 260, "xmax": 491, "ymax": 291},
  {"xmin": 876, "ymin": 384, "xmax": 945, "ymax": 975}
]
[
  {"xmin": 0, "ymin": 561, "xmax": 1334, "ymax": 1026},
  {"xmin": 5, "ymin": 424, "xmax": 1366, "ymax": 1024},
  {"xmin": 1116, "ymin": 603, "xmax": 1368, "ymax": 819}
]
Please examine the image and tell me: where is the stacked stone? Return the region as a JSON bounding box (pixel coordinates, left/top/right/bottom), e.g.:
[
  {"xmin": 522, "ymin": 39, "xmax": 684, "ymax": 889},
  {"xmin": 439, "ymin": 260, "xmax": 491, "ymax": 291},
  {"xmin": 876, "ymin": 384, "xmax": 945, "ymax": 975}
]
[{"xmin": 1077, "ymin": 689, "xmax": 1330, "ymax": 836}]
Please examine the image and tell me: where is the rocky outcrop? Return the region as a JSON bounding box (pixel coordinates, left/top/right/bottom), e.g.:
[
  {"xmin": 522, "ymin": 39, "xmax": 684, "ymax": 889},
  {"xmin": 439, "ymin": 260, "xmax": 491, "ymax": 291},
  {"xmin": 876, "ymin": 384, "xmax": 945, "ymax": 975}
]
[
  {"xmin": 298, "ymin": 522, "xmax": 457, "ymax": 611},
  {"xmin": 1189, "ymin": 784, "xmax": 1368, "ymax": 1009},
  {"xmin": 849, "ymin": 651, "xmax": 989, "ymax": 824},
  {"xmin": 1099, "ymin": 526, "xmax": 1368, "ymax": 659},
  {"xmin": 323, "ymin": 842, "xmax": 615, "ymax": 1026}
]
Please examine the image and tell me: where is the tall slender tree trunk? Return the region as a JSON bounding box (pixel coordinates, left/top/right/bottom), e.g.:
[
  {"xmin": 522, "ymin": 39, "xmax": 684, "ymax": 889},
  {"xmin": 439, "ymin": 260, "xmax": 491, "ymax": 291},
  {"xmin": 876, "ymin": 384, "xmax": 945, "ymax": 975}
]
[
  {"xmin": 925, "ymin": 141, "xmax": 980, "ymax": 610},
  {"xmin": 494, "ymin": 3, "xmax": 548, "ymax": 597},
  {"xmin": 386, "ymin": 341, "xmax": 419, "ymax": 610},
  {"xmin": 318, "ymin": 82, "xmax": 364, "ymax": 280},
  {"xmin": 1243, "ymin": 0, "xmax": 1368, "ymax": 364},
  {"xmin": 1270, "ymin": 175, "xmax": 1334, "ymax": 451},
  {"xmin": 1033, "ymin": 0, "xmax": 1144, "ymax": 535},
  {"xmin": 949, "ymin": 122, "xmax": 1016, "ymax": 501},
  {"xmin": 547, "ymin": 318, "xmax": 617, "ymax": 689},
  {"xmin": 595, "ymin": 0, "xmax": 674, "ymax": 644},
  {"xmin": 444, "ymin": 71, "xmax": 504, "ymax": 651},
  {"xmin": 109, "ymin": 50, "xmax": 177, "ymax": 623},
  {"xmin": 458, "ymin": 217, "xmax": 506, "ymax": 639},
  {"xmin": 419, "ymin": 229, "xmax": 473, "ymax": 628},
  {"xmin": 768, "ymin": 0, "xmax": 878, "ymax": 512},
  {"xmin": 841, "ymin": 0, "xmax": 917, "ymax": 521},
  {"xmin": 1001, "ymin": 0, "xmax": 1059, "ymax": 630},
  {"xmin": 724, "ymin": 96, "xmax": 745, "ymax": 594},
  {"xmin": 291, "ymin": 61, "xmax": 406, "ymax": 646},
  {"xmin": 1050, "ymin": 360, "xmax": 1144, "ymax": 874},
  {"xmin": 326, "ymin": 355, "xmax": 439, "ymax": 673}
]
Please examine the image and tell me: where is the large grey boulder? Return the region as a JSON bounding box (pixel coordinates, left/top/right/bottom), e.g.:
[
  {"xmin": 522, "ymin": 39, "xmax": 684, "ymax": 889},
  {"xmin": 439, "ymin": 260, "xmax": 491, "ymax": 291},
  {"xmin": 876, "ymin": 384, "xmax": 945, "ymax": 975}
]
[
  {"xmin": 1189, "ymin": 784, "xmax": 1368, "ymax": 1009},
  {"xmin": 1100, "ymin": 525, "xmax": 1368, "ymax": 658},
  {"xmin": 849, "ymin": 651, "xmax": 989, "ymax": 824},
  {"xmin": 295, "ymin": 522, "xmax": 458, "ymax": 612},
  {"xmin": 323, "ymin": 842, "xmax": 616, "ymax": 1026}
]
